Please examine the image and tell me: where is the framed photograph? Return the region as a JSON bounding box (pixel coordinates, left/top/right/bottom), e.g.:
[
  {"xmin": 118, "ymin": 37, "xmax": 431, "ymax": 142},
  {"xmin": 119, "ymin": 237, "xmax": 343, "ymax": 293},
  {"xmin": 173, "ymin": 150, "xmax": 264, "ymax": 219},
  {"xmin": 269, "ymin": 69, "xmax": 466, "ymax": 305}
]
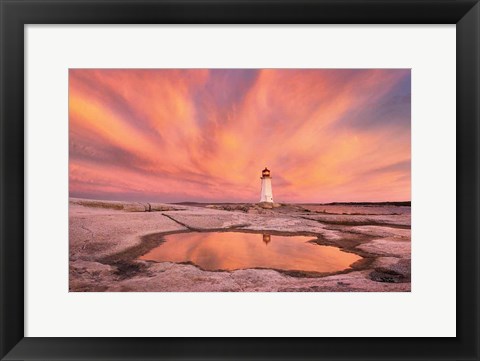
[
  {"xmin": 1, "ymin": 0, "xmax": 478, "ymax": 360},
  {"xmin": 67, "ymin": 67, "xmax": 412, "ymax": 293}
]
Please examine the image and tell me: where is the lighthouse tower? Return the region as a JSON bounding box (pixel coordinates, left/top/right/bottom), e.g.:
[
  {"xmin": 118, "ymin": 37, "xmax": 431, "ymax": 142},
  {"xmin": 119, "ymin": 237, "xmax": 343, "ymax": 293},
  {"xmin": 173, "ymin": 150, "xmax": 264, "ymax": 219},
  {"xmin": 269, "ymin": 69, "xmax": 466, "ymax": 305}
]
[{"xmin": 260, "ymin": 167, "xmax": 274, "ymax": 203}]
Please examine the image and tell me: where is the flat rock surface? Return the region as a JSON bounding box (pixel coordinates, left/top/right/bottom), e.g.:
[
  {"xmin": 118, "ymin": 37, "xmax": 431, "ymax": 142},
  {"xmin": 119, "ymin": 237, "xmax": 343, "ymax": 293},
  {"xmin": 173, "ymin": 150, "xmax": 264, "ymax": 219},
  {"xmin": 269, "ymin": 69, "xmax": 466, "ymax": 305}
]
[
  {"xmin": 356, "ymin": 238, "xmax": 411, "ymax": 257},
  {"xmin": 70, "ymin": 204, "xmax": 187, "ymax": 261},
  {"xmin": 69, "ymin": 198, "xmax": 411, "ymax": 292}
]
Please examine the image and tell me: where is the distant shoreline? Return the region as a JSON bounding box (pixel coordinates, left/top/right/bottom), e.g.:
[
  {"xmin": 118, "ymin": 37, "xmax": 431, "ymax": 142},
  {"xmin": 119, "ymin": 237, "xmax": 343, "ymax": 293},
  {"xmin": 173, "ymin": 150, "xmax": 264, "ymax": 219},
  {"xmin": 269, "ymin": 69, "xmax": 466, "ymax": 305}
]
[
  {"xmin": 174, "ymin": 201, "xmax": 411, "ymax": 207},
  {"xmin": 69, "ymin": 196, "xmax": 411, "ymax": 207}
]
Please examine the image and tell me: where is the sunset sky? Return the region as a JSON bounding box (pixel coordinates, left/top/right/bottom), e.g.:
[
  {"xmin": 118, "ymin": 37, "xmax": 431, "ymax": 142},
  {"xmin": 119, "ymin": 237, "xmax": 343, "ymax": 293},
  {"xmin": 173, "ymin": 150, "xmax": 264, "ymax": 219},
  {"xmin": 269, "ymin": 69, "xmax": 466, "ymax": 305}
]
[{"xmin": 69, "ymin": 69, "xmax": 410, "ymax": 203}]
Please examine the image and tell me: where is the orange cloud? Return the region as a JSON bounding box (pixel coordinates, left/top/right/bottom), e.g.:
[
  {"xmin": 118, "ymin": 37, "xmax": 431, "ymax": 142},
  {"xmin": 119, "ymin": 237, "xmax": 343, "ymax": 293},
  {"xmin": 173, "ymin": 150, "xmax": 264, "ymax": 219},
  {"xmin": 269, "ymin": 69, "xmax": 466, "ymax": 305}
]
[{"xmin": 69, "ymin": 69, "xmax": 410, "ymax": 203}]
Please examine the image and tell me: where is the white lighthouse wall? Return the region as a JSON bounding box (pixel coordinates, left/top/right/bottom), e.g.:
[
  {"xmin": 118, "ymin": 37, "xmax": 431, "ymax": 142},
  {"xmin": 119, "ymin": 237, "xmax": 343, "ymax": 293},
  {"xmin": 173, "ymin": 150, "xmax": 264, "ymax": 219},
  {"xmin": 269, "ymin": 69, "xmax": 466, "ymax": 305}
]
[{"xmin": 260, "ymin": 178, "xmax": 273, "ymax": 203}]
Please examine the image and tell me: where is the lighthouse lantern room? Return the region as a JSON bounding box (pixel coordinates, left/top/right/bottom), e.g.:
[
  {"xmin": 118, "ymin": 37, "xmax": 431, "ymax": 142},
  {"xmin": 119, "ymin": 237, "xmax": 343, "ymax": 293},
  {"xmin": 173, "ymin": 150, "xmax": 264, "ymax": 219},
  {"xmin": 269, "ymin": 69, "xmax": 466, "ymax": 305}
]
[{"xmin": 260, "ymin": 167, "xmax": 274, "ymax": 203}]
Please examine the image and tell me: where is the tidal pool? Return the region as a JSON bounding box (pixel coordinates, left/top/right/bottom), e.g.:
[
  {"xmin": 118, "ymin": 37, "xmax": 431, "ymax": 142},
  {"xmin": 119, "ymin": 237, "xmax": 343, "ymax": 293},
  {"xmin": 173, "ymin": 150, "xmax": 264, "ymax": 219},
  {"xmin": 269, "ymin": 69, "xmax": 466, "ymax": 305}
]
[{"xmin": 139, "ymin": 232, "xmax": 361, "ymax": 273}]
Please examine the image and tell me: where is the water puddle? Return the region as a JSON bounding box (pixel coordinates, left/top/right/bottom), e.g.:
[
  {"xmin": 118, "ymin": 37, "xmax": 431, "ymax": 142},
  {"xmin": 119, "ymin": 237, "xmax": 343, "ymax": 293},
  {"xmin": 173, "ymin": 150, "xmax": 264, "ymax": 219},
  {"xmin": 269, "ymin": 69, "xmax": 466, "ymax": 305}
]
[{"xmin": 139, "ymin": 231, "xmax": 361, "ymax": 273}]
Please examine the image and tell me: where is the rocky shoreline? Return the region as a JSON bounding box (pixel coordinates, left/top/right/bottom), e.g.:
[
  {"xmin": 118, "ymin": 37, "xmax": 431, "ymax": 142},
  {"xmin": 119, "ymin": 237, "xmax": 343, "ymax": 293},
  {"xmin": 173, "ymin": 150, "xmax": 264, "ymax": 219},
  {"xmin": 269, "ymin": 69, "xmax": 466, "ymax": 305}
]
[{"xmin": 69, "ymin": 198, "xmax": 411, "ymax": 292}]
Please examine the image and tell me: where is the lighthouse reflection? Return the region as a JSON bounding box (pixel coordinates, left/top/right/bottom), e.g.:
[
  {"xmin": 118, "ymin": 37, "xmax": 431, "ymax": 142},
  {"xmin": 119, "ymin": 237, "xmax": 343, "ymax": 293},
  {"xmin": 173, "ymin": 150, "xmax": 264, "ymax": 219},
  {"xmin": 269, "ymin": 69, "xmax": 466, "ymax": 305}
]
[{"xmin": 262, "ymin": 234, "xmax": 271, "ymax": 245}]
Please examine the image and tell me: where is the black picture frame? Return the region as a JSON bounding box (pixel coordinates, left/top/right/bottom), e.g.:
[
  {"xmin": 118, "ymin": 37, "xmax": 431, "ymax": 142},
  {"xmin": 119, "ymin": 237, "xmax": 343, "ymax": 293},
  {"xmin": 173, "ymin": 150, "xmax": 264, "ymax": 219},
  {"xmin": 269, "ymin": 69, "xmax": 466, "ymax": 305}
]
[{"xmin": 1, "ymin": 0, "xmax": 479, "ymax": 360}]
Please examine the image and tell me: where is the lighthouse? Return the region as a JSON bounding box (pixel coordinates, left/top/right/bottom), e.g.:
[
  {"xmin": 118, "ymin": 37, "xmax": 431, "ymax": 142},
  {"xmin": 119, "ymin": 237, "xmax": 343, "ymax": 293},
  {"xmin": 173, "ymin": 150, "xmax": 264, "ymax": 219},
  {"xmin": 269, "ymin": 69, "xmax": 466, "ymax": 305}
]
[{"xmin": 260, "ymin": 167, "xmax": 274, "ymax": 203}]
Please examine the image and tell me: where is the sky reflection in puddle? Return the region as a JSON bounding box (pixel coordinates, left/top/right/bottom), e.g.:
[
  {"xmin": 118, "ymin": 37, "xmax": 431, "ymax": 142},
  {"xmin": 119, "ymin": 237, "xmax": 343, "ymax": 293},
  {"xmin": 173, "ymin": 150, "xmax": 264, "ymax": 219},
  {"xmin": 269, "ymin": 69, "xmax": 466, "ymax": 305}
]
[{"xmin": 139, "ymin": 232, "xmax": 361, "ymax": 273}]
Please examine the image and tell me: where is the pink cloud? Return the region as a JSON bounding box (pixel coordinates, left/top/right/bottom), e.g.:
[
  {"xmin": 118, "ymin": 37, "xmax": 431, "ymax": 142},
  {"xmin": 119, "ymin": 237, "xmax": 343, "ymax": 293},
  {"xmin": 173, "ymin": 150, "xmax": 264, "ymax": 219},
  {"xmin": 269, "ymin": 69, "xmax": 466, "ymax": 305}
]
[{"xmin": 69, "ymin": 69, "xmax": 410, "ymax": 203}]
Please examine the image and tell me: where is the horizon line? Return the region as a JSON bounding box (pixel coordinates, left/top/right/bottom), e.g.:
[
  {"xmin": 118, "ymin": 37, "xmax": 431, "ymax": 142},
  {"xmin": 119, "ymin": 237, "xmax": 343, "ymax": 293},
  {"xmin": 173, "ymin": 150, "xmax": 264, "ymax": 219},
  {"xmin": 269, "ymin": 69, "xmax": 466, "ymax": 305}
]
[{"xmin": 69, "ymin": 196, "xmax": 411, "ymax": 205}]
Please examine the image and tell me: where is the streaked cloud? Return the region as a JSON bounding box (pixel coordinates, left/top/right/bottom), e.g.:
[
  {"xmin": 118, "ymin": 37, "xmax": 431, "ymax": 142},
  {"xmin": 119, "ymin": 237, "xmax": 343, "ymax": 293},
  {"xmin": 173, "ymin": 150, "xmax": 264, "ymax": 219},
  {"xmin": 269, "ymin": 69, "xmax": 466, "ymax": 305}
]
[{"xmin": 69, "ymin": 69, "xmax": 410, "ymax": 203}]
